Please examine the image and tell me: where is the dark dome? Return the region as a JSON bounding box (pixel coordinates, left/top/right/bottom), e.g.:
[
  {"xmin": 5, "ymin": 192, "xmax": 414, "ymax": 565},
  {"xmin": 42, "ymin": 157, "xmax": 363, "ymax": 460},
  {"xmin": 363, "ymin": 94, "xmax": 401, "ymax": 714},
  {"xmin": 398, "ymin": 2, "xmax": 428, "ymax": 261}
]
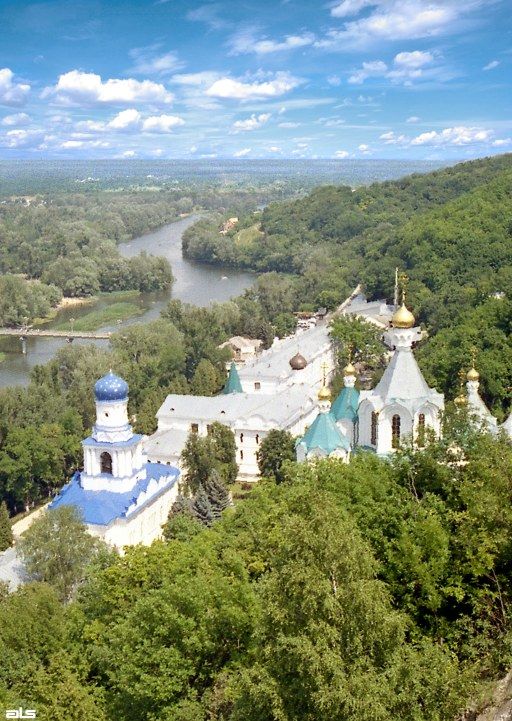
[
  {"xmin": 289, "ymin": 352, "xmax": 307, "ymax": 370},
  {"xmin": 94, "ymin": 371, "xmax": 129, "ymax": 402}
]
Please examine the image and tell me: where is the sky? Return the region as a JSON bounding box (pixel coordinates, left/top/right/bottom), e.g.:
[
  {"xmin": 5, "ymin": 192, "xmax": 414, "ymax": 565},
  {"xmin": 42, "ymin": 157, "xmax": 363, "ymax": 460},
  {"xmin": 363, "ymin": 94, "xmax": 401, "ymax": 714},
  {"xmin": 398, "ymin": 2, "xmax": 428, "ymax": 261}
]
[{"xmin": 0, "ymin": 0, "xmax": 510, "ymax": 160}]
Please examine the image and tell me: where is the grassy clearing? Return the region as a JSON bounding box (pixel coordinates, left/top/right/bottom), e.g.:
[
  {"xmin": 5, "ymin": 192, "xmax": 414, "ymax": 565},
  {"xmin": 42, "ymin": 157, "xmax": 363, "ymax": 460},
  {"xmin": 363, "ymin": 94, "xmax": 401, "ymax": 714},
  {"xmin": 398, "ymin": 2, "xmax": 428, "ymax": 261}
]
[
  {"xmin": 234, "ymin": 223, "xmax": 263, "ymax": 247},
  {"xmin": 54, "ymin": 302, "xmax": 143, "ymax": 332}
]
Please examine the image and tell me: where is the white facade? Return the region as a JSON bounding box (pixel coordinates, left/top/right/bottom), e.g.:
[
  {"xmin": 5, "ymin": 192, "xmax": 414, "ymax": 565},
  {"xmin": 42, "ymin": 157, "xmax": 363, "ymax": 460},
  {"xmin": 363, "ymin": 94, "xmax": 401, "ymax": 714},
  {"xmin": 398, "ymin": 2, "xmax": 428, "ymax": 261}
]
[
  {"xmin": 50, "ymin": 372, "xmax": 180, "ymax": 550},
  {"xmin": 357, "ymin": 324, "xmax": 444, "ymax": 454}
]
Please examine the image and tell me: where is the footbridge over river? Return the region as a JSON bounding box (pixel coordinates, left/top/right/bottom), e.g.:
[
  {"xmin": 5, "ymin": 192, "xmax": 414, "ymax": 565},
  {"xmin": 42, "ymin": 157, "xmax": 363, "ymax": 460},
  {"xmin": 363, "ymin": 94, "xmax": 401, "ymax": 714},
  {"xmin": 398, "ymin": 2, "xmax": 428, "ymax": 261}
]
[{"xmin": 0, "ymin": 328, "xmax": 112, "ymax": 354}]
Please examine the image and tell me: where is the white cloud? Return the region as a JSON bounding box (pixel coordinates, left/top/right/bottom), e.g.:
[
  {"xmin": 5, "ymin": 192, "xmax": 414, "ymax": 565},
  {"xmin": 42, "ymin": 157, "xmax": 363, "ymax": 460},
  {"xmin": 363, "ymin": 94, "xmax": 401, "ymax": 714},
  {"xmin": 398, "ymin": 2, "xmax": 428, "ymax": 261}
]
[
  {"xmin": 334, "ymin": 150, "xmax": 350, "ymax": 158},
  {"xmin": 394, "ymin": 50, "xmax": 434, "ymax": 69},
  {"xmin": 129, "ymin": 46, "xmax": 184, "ymax": 75},
  {"xmin": 233, "ymin": 147, "xmax": 251, "ymax": 157},
  {"xmin": 411, "ymin": 126, "xmax": 493, "ymax": 146},
  {"xmin": 206, "ymin": 72, "xmax": 301, "ymax": 99},
  {"xmin": 142, "ymin": 114, "xmax": 185, "ymax": 132},
  {"xmin": 2, "ymin": 112, "xmax": 30, "ymax": 126},
  {"xmin": 60, "ymin": 139, "xmax": 110, "ymax": 149},
  {"xmin": 108, "ymin": 108, "xmax": 141, "ymax": 130},
  {"xmin": 327, "ymin": 75, "xmax": 341, "ymax": 86},
  {"xmin": 268, "ymin": 146, "xmax": 282, "ymax": 152},
  {"xmin": 358, "ymin": 143, "xmax": 370, "ymax": 151},
  {"xmin": 74, "ymin": 109, "xmax": 184, "ymax": 135},
  {"xmin": 380, "ymin": 125, "xmax": 500, "ymax": 148},
  {"xmin": 278, "ymin": 121, "xmax": 300, "ymax": 128},
  {"xmin": 2, "ymin": 128, "xmax": 42, "ymax": 148},
  {"xmin": 406, "ymin": 115, "xmax": 420, "ymax": 123},
  {"xmin": 0, "ymin": 68, "xmax": 30, "ymax": 107},
  {"xmin": 492, "ymin": 138, "xmax": 511, "ymax": 147},
  {"xmin": 121, "ymin": 150, "xmax": 136, "ymax": 158},
  {"xmin": 349, "ymin": 60, "xmax": 388, "ymax": 84},
  {"xmin": 349, "ymin": 50, "xmax": 436, "ymax": 84},
  {"xmin": 43, "ymin": 70, "xmax": 174, "ymax": 106},
  {"xmin": 232, "ymin": 113, "xmax": 271, "ymax": 132},
  {"xmin": 483, "ymin": 60, "xmax": 500, "ymax": 71},
  {"xmin": 330, "ymin": 0, "xmax": 375, "ymax": 18},
  {"xmin": 318, "ymin": 1, "xmax": 467, "ymax": 50},
  {"xmin": 229, "ymin": 29, "xmax": 315, "ymax": 55}
]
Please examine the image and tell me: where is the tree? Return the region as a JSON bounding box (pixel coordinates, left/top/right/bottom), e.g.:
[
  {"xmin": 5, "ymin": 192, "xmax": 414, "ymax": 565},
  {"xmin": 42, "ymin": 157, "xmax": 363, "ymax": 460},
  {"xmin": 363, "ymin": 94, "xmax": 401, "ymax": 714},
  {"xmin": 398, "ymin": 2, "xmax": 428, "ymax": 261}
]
[
  {"xmin": 257, "ymin": 429, "xmax": 296, "ymax": 483},
  {"xmin": 191, "ymin": 485, "xmax": 214, "ymax": 527},
  {"xmin": 0, "ymin": 502, "xmax": 13, "ymax": 551},
  {"xmin": 208, "ymin": 422, "xmax": 238, "ymax": 485},
  {"xmin": 18, "ymin": 505, "xmax": 102, "ymax": 601},
  {"xmin": 181, "ymin": 424, "xmax": 238, "ymax": 494},
  {"xmin": 163, "ymin": 495, "xmax": 203, "ymax": 541},
  {"xmin": 203, "ymin": 470, "xmax": 231, "ymax": 519},
  {"xmin": 190, "ymin": 358, "xmax": 220, "ymax": 396}
]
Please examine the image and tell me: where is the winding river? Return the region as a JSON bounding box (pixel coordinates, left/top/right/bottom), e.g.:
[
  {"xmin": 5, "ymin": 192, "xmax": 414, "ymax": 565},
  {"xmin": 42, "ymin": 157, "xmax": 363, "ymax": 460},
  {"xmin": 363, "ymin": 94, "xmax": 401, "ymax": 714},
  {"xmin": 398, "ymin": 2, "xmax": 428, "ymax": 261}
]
[{"xmin": 0, "ymin": 214, "xmax": 255, "ymax": 387}]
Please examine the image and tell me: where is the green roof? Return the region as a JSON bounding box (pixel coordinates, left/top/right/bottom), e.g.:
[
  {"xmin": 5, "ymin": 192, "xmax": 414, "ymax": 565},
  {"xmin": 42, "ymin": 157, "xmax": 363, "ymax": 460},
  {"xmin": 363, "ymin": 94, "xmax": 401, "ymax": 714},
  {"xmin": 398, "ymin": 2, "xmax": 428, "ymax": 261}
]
[
  {"xmin": 297, "ymin": 411, "xmax": 350, "ymax": 454},
  {"xmin": 222, "ymin": 362, "xmax": 243, "ymax": 394},
  {"xmin": 331, "ymin": 386, "xmax": 360, "ymax": 422}
]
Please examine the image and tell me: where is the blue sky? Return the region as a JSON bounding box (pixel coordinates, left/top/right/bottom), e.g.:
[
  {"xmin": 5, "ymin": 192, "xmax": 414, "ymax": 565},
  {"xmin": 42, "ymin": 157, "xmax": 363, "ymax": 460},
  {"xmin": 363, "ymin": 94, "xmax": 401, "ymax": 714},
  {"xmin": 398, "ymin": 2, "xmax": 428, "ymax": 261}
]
[{"xmin": 0, "ymin": 0, "xmax": 510, "ymax": 159}]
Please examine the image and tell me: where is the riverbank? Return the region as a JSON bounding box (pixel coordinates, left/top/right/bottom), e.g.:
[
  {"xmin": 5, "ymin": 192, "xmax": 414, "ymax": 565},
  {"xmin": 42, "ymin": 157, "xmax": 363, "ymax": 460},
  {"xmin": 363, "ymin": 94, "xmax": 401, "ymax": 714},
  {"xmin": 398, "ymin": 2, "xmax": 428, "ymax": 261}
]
[{"xmin": 0, "ymin": 215, "xmax": 255, "ymax": 388}]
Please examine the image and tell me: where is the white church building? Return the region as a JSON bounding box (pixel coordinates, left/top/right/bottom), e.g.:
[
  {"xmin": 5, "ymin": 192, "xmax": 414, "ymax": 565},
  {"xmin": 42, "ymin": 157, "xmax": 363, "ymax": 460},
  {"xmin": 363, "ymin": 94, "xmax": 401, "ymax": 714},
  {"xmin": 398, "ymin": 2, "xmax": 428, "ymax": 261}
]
[{"xmin": 50, "ymin": 371, "xmax": 180, "ymax": 549}]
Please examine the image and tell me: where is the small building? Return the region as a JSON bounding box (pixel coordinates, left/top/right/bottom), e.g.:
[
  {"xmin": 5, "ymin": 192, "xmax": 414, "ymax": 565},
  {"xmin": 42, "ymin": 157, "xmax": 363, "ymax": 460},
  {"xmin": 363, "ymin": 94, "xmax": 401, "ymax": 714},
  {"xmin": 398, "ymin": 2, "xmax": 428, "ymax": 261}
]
[
  {"xmin": 219, "ymin": 336, "xmax": 262, "ymax": 363},
  {"xmin": 50, "ymin": 372, "xmax": 180, "ymax": 549},
  {"xmin": 219, "ymin": 217, "xmax": 239, "ymax": 234}
]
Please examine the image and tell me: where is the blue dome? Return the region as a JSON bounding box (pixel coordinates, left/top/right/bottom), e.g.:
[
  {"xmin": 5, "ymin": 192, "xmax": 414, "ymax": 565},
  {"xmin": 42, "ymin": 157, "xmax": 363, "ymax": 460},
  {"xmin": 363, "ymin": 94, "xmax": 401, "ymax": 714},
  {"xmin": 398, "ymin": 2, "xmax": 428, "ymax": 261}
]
[{"xmin": 94, "ymin": 371, "xmax": 128, "ymax": 402}]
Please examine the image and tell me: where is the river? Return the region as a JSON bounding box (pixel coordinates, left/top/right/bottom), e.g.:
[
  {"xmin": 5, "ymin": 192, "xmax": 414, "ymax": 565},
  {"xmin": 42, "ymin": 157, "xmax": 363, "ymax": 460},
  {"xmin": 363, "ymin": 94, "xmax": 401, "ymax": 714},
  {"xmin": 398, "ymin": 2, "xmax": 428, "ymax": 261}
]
[{"xmin": 0, "ymin": 215, "xmax": 255, "ymax": 387}]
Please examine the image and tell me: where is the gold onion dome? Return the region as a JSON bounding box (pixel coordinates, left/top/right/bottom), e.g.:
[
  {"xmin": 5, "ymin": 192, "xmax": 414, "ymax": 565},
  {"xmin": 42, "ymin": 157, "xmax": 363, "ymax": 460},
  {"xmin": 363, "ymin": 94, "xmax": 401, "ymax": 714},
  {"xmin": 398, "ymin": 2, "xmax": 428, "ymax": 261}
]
[
  {"xmin": 454, "ymin": 393, "xmax": 468, "ymax": 407},
  {"xmin": 392, "ymin": 303, "xmax": 415, "ymax": 329},
  {"xmin": 318, "ymin": 385, "xmax": 332, "ymax": 401},
  {"xmin": 343, "ymin": 361, "xmax": 356, "ymax": 376},
  {"xmin": 467, "ymin": 367, "xmax": 480, "ymax": 382},
  {"xmin": 289, "ymin": 352, "xmax": 307, "ymax": 370}
]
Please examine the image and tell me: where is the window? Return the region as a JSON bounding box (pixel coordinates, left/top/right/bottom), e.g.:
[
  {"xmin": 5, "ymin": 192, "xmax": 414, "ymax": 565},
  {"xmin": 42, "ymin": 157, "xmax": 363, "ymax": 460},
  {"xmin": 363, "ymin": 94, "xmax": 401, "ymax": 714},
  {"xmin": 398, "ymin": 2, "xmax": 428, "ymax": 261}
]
[
  {"xmin": 417, "ymin": 413, "xmax": 425, "ymax": 447},
  {"xmin": 392, "ymin": 414, "xmax": 401, "ymax": 449},
  {"xmin": 100, "ymin": 451, "xmax": 113, "ymax": 475},
  {"xmin": 240, "ymin": 450, "xmax": 244, "ymax": 461},
  {"xmin": 255, "ymin": 434, "xmax": 259, "ymax": 445},
  {"xmin": 254, "ymin": 382, "xmax": 261, "ymax": 390},
  {"xmin": 191, "ymin": 423, "xmax": 199, "ymax": 433},
  {"xmin": 371, "ymin": 412, "xmax": 378, "ymax": 446},
  {"xmin": 240, "ymin": 433, "xmax": 244, "ymax": 443},
  {"xmin": 104, "ymin": 411, "xmax": 109, "ymax": 418},
  {"xmin": 206, "ymin": 424, "xmax": 212, "ymax": 435}
]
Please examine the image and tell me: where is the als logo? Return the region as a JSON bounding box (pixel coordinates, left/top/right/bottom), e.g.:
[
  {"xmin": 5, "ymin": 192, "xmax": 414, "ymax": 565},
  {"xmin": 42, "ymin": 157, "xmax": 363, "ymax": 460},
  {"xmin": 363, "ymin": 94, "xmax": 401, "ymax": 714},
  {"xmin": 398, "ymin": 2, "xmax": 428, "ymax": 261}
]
[{"xmin": 5, "ymin": 711, "xmax": 36, "ymax": 719}]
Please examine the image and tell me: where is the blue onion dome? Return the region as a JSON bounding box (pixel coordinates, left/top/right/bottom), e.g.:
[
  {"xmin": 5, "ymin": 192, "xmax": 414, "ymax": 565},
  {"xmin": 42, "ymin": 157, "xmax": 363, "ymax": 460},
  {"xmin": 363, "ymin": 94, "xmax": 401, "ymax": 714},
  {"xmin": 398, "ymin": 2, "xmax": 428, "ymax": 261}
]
[{"xmin": 94, "ymin": 371, "xmax": 129, "ymax": 401}]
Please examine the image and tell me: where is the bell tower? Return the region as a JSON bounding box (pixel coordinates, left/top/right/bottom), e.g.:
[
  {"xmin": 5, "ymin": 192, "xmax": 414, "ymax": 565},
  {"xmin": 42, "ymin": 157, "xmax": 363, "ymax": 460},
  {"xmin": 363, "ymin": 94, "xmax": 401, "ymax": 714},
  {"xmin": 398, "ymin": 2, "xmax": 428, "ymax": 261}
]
[{"xmin": 81, "ymin": 371, "xmax": 146, "ymax": 492}]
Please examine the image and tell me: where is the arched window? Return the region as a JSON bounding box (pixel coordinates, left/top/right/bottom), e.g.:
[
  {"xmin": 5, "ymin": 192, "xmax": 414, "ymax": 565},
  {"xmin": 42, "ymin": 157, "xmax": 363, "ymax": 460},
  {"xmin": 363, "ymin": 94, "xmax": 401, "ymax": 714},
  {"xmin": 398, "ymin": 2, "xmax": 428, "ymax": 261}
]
[
  {"xmin": 417, "ymin": 413, "xmax": 425, "ymax": 447},
  {"xmin": 371, "ymin": 412, "xmax": 378, "ymax": 446},
  {"xmin": 391, "ymin": 414, "xmax": 401, "ymax": 449},
  {"xmin": 240, "ymin": 450, "xmax": 244, "ymax": 461},
  {"xmin": 240, "ymin": 433, "xmax": 244, "ymax": 443},
  {"xmin": 255, "ymin": 434, "xmax": 259, "ymax": 445},
  {"xmin": 100, "ymin": 451, "xmax": 113, "ymax": 475}
]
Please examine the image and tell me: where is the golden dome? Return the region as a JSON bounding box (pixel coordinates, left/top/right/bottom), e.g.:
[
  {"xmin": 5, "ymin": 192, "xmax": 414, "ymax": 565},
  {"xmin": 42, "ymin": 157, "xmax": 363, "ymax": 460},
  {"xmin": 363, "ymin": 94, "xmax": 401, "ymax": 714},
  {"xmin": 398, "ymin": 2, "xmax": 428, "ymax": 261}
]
[
  {"xmin": 289, "ymin": 352, "xmax": 307, "ymax": 370},
  {"xmin": 454, "ymin": 393, "xmax": 468, "ymax": 407},
  {"xmin": 466, "ymin": 367, "xmax": 479, "ymax": 382},
  {"xmin": 392, "ymin": 303, "xmax": 415, "ymax": 329},
  {"xmin": 318, "ymin": 385, "xmax": 332, "ymax": 401},
  {"xmin": 343, "ymin": 361, "xmax": 356, "ymax": 376}
]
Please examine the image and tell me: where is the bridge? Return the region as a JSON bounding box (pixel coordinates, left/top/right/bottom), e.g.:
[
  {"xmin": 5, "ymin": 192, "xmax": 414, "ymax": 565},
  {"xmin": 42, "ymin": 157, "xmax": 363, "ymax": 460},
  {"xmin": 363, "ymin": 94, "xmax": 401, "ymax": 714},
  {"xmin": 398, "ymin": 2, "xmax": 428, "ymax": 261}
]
[{"xmin": 0, "ymin": 328, "xmax": 112, "ymax": 354}]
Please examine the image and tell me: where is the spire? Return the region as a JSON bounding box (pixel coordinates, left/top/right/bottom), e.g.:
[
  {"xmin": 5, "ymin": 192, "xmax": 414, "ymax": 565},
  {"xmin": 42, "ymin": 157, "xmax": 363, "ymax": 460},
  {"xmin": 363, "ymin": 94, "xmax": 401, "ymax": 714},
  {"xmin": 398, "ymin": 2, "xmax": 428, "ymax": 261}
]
[
  {"xmin": 464, "ymin": 352, "xmax": 497, "ymax": 433},
  {"xmin": 222, "ymin": 362, "xmax": 243, "ymax": 394},
  {"xmin": 466, "ymin": 347, "xmax": 480, "ymax": 383},
  {"xmin": 391, "ymin": 274, "xmax": 415, "ymax": 329},
  {"xmin": 317, "ymin": 361, "xmax": 332, "ymax": 412}
]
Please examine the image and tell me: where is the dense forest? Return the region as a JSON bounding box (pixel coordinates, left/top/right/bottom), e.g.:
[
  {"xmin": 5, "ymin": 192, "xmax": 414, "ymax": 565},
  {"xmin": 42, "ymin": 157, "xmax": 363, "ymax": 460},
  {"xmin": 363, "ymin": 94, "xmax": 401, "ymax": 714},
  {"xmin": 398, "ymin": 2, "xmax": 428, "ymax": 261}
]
[
  {"xmin": 2, "ymin": 423, "xmax": 512, "ymax": 720},
  {"xmin": 184, "ymin": 154, "xmax": 512, "ymax": 414}
]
